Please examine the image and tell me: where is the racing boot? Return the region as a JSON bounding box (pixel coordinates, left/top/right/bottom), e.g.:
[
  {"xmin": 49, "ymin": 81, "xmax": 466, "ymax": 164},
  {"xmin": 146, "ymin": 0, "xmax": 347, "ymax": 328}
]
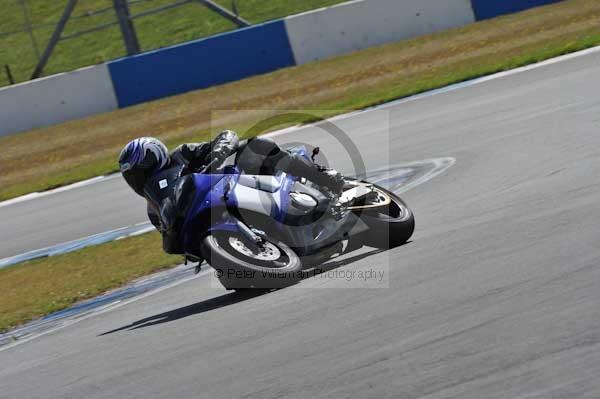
[
  {"xmin": 284, "ymin": 153, "xmax": 345, "ymax": 195},
  {"xmin": 314, "ymin": 166, "xmax": 345, "ymax": 196}
]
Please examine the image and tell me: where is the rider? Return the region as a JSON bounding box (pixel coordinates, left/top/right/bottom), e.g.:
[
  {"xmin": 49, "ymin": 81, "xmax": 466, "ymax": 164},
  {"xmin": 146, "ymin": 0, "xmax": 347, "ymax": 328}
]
[{"xmin": 118, "ymin": 130, "xmax": 344, "ymax": 254}]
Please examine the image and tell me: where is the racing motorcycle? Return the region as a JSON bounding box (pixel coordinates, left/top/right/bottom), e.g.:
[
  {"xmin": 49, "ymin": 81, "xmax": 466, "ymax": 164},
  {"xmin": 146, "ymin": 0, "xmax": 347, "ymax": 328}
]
[{"xmin": 167, "ymin": 146, "xmax": 414, "ymax": 289}]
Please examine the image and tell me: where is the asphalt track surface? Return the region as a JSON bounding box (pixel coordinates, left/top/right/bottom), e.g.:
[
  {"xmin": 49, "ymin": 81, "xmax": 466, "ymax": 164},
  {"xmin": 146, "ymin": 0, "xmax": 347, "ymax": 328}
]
[
  {"xmin": 0, "ymin": 175, "xmax": 148, "ymax": 260},
  {"xmin": 2, "ymin": 49, "xmax": 600, "ymax": 398}
]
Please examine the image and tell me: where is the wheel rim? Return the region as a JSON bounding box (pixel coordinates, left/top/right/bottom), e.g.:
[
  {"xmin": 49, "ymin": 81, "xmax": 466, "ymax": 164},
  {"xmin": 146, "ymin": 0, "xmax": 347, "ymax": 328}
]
[
  {"xmin": 228, "ymin": 237, "xmax": 282, "ymax": 261},
  {"xmin": 364, "ymin": 188, "xmax": 409, "ymax": 220},
  {"xmin": 370, "ymin": 188, "xmax": 392, "ymax": 207}
]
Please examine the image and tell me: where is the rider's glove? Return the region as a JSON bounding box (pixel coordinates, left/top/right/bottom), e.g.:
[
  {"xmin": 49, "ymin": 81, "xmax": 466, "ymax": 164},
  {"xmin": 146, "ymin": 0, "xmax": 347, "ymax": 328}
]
[
  {"xmin": 319, "ymin": 168, "xmax": 345, "ymax": 196},
  {"xmin": 210, "ymin": 130, "xmax": 239, "ymax": 164}
]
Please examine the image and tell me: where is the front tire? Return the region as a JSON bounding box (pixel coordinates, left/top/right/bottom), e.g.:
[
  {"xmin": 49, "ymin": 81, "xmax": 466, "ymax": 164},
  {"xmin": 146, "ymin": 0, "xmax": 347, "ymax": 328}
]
[
  {"xmin": 201, "ymin": 232, "xmax": 302, "ymax": 289},
  {"xmin": 357, "ymin": 184, "xmax": 415, "ymax": 249}
]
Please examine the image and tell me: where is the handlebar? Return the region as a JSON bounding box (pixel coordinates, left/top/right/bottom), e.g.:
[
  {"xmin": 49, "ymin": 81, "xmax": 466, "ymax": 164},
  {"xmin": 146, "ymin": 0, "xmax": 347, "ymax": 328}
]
[{"xmin": 197, "ymin": 157, "xmax": 224, "ymax": 174}]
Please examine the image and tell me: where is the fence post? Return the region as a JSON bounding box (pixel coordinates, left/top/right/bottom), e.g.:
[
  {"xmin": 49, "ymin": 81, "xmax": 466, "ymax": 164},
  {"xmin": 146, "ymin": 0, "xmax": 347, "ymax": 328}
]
[
  {"xmin": 19, "ymin": 0, "xmax": 41, "ymax": 61},
  {"xmin": 113, "ymin": 0, "xmax": 141, "ymax": 55},
  {"xmin": 5, "ymin": 64, "xmax": 15, "ymax": 85},
  {"xmin": 31, "ymin": 0, "xmax": 78, "ymax": 79},
  {"xmin": 195, "ymin": 0, "xmax": 249, "ymax": 27}
]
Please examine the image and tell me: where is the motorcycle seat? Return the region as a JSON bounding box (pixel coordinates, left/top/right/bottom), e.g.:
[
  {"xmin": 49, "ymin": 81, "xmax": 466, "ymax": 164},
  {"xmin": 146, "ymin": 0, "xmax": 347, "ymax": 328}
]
[{"xmin": 237, "ymin": 174, "xmax": 282, "ymax": 193}]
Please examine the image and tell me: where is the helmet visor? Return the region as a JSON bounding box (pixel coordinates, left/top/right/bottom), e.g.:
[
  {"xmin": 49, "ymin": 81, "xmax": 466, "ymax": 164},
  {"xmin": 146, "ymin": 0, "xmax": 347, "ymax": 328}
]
[
  {"xmin": 119, "ymin": 145, "xmax": 160, "ymax": 196},
  {"xmin": 121, "ymin": 166, "xmax": 148, "ymax": 196}
]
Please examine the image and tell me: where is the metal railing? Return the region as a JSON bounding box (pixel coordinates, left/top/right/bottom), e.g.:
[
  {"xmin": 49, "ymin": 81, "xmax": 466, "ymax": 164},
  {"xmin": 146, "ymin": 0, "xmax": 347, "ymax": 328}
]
[{"xmin": 1, "ymin": 0, "xmax": 248, "ymax": 83}]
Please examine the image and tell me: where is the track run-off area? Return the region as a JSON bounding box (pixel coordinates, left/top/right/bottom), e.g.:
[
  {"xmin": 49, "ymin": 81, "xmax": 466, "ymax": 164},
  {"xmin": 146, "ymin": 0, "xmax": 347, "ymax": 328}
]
[{"xmin": 1, "ymin": 48, "xmax": 600, "ymax": 398}]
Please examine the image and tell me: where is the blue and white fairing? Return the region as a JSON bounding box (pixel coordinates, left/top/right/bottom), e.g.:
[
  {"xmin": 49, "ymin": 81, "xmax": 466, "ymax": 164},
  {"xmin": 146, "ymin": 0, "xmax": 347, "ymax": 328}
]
[
  {"xmin": 180, "ymin": 165, "xmax": 293, "ymax": 251},
  {"xmin": 180, "ymin": 166, "xmax": 239, "ymax": 249},
  {"xmin": 179, "ymin": 146, "xmax": 368, "ymax": 257}
]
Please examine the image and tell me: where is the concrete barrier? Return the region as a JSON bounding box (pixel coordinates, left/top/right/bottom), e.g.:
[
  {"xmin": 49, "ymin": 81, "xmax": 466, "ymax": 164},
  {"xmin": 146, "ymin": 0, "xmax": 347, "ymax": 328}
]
[
  {"xmin": 0, "ymin": 64, "xmax": 117, "ymax": 136},
  {"xmin": 284, "ymin": 0, "xmax": 476, "ymax": 65},
  {"xmin": 107, "ymin": 20, "xmax": 295, "ymax": 107},
  {"xmin": 471, "ymin": 0, "xmax": 562, "ymax": 20}
]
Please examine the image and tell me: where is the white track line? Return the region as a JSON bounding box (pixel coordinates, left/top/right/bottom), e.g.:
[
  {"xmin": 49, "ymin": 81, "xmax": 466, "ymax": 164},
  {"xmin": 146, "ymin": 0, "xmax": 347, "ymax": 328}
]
[
  {"xmin": 0, "ymin": 222, "xmax": 155, "ymax": 269},
  {"xmin": 263, "ymin": 45, "xmax": 600, "ymax": 138},
  {"xmin": 2, "ymin": 45, "xmax": 599, "ymax": 207},
  {"xmin": 0, "ymin": 174, "xmax": 120, "ymax": 208}
]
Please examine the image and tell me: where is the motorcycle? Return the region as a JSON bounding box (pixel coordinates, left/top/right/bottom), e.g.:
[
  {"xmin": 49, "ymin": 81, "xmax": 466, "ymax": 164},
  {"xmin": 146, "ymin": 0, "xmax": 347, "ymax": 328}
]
[{"xmin": 161, "ymin": 146, "xmax": 414, "ymax": 290}]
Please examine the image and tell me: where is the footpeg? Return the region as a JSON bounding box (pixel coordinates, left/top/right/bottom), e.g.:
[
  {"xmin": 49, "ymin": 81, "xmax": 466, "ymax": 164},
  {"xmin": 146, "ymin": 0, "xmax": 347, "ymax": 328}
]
[{"xmin": 184, "ymin": 254, "xmax": 203, "ymax": 274}]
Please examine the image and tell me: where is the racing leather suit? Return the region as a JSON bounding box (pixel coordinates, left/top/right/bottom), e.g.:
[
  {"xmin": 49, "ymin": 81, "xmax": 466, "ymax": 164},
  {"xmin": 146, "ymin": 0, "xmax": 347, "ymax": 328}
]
[{"xmin": 143, "ymin": 130, "xmax": 343, "ymax": 254}]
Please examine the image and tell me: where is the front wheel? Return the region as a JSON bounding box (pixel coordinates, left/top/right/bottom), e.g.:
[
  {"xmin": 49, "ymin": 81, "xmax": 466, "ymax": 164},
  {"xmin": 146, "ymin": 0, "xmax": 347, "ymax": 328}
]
[
  {"xmin": 201, "ymin": 232, "xmax": 302, "ymax": 290},
  {"xmin": 356, "ymin": 184, "xmax": 415, "ymax": 249}
]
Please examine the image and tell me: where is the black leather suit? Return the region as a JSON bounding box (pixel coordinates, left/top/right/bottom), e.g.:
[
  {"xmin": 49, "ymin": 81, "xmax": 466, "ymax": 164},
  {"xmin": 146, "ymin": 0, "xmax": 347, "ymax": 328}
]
[{"xmin": 142, "ymin": 130, "xmax": 342, "ymax": 254}]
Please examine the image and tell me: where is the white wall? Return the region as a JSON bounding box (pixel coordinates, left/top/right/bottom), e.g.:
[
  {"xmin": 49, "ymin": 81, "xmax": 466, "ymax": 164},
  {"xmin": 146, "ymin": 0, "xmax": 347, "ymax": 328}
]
[
  {"xmin": 0, "ymin": 64, "xmax": 117, "ymax": 136},
  {"xmin": 285, "ymin": 0, "xmax": 476, "ymax": 65}
]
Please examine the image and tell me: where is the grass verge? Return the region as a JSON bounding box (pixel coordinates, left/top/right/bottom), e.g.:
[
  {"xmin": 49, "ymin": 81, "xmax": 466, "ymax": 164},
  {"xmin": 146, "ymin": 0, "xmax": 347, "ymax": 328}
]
[
  {"xmin": 1, "ymin": 0, "xmax": 600, "ymax": 201},
  {"xmin": 0, "ymin": 232, "xmax": 180, "ymax": 333}
]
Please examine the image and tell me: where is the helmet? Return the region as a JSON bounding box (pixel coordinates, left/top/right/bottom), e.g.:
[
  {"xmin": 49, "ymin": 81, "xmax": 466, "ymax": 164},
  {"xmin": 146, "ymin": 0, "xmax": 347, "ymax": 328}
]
[{"xmin": 119, "ymin": 137, "xmax": 169, "ymax": 195}]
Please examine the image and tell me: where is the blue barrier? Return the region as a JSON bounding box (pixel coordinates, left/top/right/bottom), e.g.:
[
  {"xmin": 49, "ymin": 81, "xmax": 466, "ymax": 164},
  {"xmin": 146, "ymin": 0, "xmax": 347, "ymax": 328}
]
[
  {"xmin": 108, "ymin": 20, "xmax": 295, "ymax": 107},
  {"xmin": 470, "ymin": 0, "xmax": 563, "ymax": 20}
]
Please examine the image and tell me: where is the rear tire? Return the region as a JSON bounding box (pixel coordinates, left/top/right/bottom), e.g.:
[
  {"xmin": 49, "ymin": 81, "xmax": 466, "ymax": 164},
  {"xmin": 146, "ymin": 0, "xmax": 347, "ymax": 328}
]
[
  {"xmin": 357, "ymin": 184, "xmax": 415, "ymax": 249},
  {"xmin": 201, "ymin": 232, "xmax": 302, "ymax": 289}
]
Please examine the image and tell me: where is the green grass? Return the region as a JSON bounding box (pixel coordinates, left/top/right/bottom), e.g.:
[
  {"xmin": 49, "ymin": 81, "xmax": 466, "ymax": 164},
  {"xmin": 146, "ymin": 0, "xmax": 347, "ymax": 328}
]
[
  {"xmin": 0, "ymin": 0, "xmax": 346, "ymax": 86},
  {"xmin": 0, "ymin": 232, "xmax": 180, "ymax": 333}
]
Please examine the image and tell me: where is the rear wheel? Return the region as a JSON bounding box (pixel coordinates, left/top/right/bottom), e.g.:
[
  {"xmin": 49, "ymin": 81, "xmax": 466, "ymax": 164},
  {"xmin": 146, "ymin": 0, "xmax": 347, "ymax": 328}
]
[
  {"xmin": 201, "ymin": 232, "xmax": 302, "ymax": 290},
  {"xmin": 356, "ymin": 184, "xmax": 414, "ymax": 248}
]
